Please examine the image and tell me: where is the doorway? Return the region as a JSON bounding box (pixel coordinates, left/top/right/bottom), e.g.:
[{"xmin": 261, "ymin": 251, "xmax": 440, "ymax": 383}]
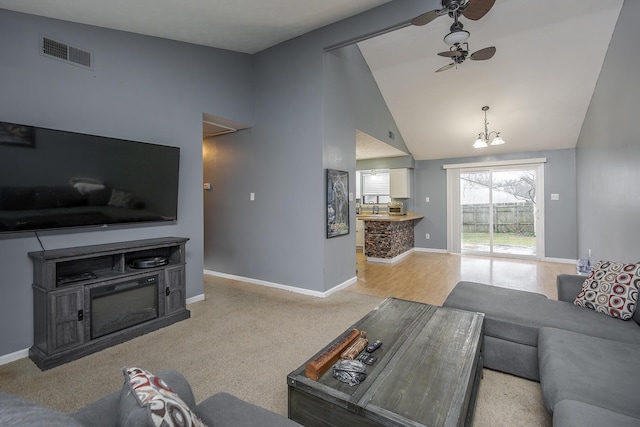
[{"xmin": 447, "ymin": 160, "xmax": 545, "ymax": 259}]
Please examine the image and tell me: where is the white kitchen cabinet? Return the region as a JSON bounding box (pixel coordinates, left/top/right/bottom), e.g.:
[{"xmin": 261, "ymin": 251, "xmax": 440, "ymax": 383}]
[
  {"xmin": 355, "ymin": 171, "xmax": 361, "ymax": 200},
  {"xmin": 390, "ymin": 168, "xmax": 411, "ymax": 198},
  {"xmin": 356, "ymin": 219, "xmax": 364, "ymax": 247}
]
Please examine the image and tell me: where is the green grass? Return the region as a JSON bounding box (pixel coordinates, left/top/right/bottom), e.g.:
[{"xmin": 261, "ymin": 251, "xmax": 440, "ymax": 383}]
[{"xmin": 462, "ymin": 232, "xmax": 536, "ymax": 247}]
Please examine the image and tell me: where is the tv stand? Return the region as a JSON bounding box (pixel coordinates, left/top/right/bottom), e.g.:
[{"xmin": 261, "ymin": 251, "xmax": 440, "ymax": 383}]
[{"xmin": 28, "ymin": 237, "xmax": 190, "ymax": 370}]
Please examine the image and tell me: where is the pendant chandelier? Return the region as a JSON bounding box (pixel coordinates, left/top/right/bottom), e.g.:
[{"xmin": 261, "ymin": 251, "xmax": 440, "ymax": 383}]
[{"xmin": 473, "ymin": 106, "xmax": 505, "ymax": 148}]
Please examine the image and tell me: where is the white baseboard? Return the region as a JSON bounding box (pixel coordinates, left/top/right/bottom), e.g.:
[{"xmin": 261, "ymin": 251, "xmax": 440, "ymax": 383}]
[
  {"xmin": 186, "ymin": 294, "xmax": 205, "ymax": 305},
  {"xmin": 414, "ymin": 247, "xmax": 448, "ymax": 254},
  {"xmin": 204, "ymin": 269, "xmax": 356, "ymax": 298},
  {"xmin": 544, "ymin": 257, "xmax": 577, "ymax": 265},
  {"xmin": 366, "ymin": 248, "xmax": 415, "ymax": 264},
  {"xmin": 0, "ymin": 348, "xmax": 29, "ymax": 366}
]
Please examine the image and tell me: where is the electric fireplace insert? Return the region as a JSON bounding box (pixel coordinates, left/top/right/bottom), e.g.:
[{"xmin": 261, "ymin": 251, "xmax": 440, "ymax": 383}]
[{"xmin": 90, "ymin": 274, "xmax": 159, "ymax": 339}]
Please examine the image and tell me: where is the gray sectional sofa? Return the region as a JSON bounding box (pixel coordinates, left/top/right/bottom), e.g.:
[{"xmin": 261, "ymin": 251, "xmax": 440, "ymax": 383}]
[
  {"xmin": 443, "ymin": 274, "xmax": 640, "ymax": 426},
  {"xmin": 0, "ymin": 369, "xmax": 301, "ymax": 427}
]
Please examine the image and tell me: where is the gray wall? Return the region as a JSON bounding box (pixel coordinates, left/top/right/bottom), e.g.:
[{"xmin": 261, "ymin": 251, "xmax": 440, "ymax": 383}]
[
  {"xmin": 322, "ymin": 45, "xmax": 411, "ymax": 289},
  {"xmin": 414, "ymin": 149, "xmax": 578, "ymax": 260},
  {"xmin": 0, "ymin": 9, "xmax": 253, "ymax": 357},
  {"xmin": 357, "ymin": 157, "xmax": 414, "ymax": 170},
  {"xmin": 202, "ymin": 0, "xmax": 437, "ymax": 293},
  {"xmin": 203, "ymin": 33, "xmax": 327, "ymax": 292},
  {"xmin": 576, "ymin": 0, "xmax": 640, "ymax": 263}
]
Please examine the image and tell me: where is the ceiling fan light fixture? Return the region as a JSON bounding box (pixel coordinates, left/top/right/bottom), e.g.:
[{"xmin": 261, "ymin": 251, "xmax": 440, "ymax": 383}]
[{"xmin": 444, "ymin": 29, "xmax": 470, "ymax": 46}]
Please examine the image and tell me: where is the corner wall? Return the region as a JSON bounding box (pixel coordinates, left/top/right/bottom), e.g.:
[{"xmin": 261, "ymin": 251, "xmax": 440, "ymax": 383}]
[{"xmin": 575, "ymin": 0, "xmax": 640, "ymax": 262}]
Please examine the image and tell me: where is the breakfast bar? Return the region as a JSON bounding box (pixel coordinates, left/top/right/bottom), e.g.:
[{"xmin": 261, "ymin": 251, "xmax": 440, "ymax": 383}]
[{"xmin": 357, "ymin": 214, "xmax": 424, "ymax": 263}]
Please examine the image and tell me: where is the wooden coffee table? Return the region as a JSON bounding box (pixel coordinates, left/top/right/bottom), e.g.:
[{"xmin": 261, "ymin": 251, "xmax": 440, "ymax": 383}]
[{"xmin": 287, "ymin": 298, "xmax": 484, "ymax": 427}]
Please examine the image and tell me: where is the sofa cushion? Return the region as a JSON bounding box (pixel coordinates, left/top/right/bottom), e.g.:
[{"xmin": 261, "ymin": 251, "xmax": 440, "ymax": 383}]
[
  {"xmin": 552, "ymin": 400, "xmax": 640, "ymax": 427},
  {"xmin": 119, "ymin": 367, "xmax": 206, "ymax": 427},
  {"xmin": 574, "ymin": 260, "xmax": 640, "ymax": 320},
  {"xmin": 0, "ymin": 392, "xmax": 84, "ymax": 427},
  {"xmin": 196, "ymin": 392, "xmax": 302, "ymax": 427},
  {"xmin": 444, "ymin": 281, "xmax": 640, "ymax": 346},
  {"xmin": 442, "ymin": 281, "xmax": 548, "ymax": 346},
  {"xmin": 538, "ymin": 327, "xmax": 640, "ymax": 418}
]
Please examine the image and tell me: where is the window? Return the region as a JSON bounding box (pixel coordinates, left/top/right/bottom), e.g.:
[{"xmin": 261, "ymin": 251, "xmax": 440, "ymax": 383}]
[{"xmin": 361, "ymin": 170, "xmax": 391, "ymax": 204}]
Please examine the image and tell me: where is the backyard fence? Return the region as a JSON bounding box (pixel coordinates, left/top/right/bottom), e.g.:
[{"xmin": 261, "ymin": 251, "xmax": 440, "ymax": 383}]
[{"xmin": 462, "ymin": 202, "xmax": 535, "ymax": 235}]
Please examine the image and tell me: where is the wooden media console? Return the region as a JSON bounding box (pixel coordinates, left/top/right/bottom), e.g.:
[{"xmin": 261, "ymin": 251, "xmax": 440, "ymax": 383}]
[{"xmin": 28, "ymin": 237, "xmax": 190, "ymax": 370}]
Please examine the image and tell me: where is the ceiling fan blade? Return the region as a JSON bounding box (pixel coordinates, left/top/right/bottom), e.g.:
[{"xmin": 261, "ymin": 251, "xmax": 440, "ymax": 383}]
[
  {"xmin": 436, "ymin": 63, "xmax": 456, "ymax": 73},
  {"xmin": 470, "ymin": 46, "xmax": 496, "ymax": 61},
  {"xmin": 410, "ymin": 10, "xmax": 441, "ymax": 26},
  {"xmin": 438, "ymin": 50, "xmax": 463, "ymax": 58},
  {"xmin": 462, "ymin": 0, "xmax": 496, "ymax": 20}
]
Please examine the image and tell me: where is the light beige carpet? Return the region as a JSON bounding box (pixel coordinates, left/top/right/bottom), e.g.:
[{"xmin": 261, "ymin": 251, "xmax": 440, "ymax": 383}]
[{"xmin": 0, "ymin": 276, "xmax": 550, "ymax": 426}]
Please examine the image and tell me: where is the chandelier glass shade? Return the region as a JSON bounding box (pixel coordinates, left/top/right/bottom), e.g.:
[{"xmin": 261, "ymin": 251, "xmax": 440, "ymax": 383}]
[{"xmin": 473, "ymin": 106, "xmax": 505, "ymax": 148}]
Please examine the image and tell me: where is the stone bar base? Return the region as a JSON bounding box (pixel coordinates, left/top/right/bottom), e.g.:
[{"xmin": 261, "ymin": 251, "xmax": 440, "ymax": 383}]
[{"xmin": 364, "ymin": 220, "xmax": 414, "ymax": 259}]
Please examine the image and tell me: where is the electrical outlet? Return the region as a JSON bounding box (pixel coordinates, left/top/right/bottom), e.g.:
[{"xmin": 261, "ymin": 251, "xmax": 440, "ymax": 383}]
[
  {"xmin": 425, "ymin": 233, "xmax": 430, "ymax": 239},
  {"xmin": 425, "ymin": 197, "xmax": 430, "ymax": 203},
  {"xmin": 551, "ymin": 193, "xmax": 560, "ymax": 201},
  {"xmin": 250, "ymin": 192, "xmax": 255, "ymax": 201}
]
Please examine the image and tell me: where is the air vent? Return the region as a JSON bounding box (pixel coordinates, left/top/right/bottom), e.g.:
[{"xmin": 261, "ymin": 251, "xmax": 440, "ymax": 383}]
[{"xmin": 41, "ymin": 36, "xmax": 93, "ymax": 70}]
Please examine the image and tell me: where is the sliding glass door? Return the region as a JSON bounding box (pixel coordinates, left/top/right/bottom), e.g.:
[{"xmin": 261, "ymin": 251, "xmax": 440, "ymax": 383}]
[{"xmin": 455, "ymin": 164, "xmax": 543, "ymax": 258}]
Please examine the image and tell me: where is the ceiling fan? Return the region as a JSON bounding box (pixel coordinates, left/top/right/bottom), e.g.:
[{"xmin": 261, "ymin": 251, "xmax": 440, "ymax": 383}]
[
  {"xmin": 410, "ymin": 0, "xmax": 496, "ymax": 27},
  {"xmin": 408, "ymin": 0, "xmax": 497, "ymax": 72},
  {"xmin": 328, "ymin": 0, "xmax": 497, "ymax": 54},
  {"xmin": 435, "ymin": 44, "xmax": 495, "ymax": 72}
]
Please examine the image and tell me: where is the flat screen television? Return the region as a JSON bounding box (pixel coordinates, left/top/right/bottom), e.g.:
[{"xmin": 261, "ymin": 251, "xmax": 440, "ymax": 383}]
[{"xmin": 0, "ymin": 120, "xmax": 180, "ymax": 234}]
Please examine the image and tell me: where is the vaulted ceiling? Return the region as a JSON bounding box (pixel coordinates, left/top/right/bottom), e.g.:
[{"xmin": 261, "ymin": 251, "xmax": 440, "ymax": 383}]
[{"xmin": 0, "ymin": 0, "xmax": 624, "ymax": 160}]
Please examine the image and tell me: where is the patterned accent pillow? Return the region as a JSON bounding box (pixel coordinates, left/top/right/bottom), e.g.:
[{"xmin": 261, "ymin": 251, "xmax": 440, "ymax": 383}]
[
  {"xmin": 120, "ymin": 367, "xmax": 207, "ymax": 427},
  {"xmin": 574, "ymin": 260, "xmax": 640, "ymax": 320}
]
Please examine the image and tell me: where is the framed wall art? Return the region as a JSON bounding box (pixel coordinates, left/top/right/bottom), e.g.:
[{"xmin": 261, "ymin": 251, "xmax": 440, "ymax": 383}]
[{"xmin": 326, "ymin": 169, "xmax": 349, "ymax": 238}]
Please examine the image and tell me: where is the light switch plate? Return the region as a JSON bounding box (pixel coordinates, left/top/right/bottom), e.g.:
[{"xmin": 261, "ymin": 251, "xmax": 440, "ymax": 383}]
[{"xmin": 551, "ymin": 193, "xmax": 560, "ymax": 201}]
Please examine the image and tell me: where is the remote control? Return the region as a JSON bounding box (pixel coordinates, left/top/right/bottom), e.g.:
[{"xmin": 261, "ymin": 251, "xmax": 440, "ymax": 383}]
[
  {"xmin": 362, "ymin": 355, "xmax": 377, "ymax": 366},
  {"xmin": 357, "ymin": 352, "xmax": 371, "ymax": 362},
  {"xmin": 366, "ymin": 340, "xmax": 382, "ymax": 353}
]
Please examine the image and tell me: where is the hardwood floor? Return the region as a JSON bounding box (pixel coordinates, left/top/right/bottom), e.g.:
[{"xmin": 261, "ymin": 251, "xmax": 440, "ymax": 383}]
[{"xmin": 345, "ymin": 249, "xmax": 577, "ymax": 306}]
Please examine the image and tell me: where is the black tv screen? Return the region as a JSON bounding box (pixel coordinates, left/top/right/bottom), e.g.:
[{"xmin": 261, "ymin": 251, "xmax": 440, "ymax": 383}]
[{"xmin": 0, "ymin": 120, "xmax": 180, "ymax": 233}]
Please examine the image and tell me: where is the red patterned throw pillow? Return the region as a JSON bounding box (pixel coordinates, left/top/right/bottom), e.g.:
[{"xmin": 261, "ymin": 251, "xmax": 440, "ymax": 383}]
[
  {"xmin": 574, "ymin": 260, "xmax": 640, "ymax": 320},
  {"xmin": 121, "ymin": 367, "xmax": 206, "ymax": 427}
]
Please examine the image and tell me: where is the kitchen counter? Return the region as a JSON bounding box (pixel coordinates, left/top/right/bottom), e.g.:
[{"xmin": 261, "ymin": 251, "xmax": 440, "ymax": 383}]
[
  {"xmin": 356, "ymin": 214, "xmax": 424, "ymax": 222},
  {"xmin": 357, "ymin": 213, "xmax": 424, "ymax": 263}
]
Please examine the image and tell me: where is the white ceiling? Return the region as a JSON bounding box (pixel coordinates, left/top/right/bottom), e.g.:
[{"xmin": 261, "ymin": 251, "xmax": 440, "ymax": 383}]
[
  {"xmin": 0, "ymin": 0, "xmax": 624, "ymax": 161},
  {"xmin": 359, "ymin": 0, "xmax": 623, "ymax": 160}
]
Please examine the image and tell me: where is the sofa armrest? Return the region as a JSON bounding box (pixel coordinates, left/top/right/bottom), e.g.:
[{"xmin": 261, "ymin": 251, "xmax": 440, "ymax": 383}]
[{"xmin": 556, "ymin": 274, "xmax": 585, "ymax": 303}]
